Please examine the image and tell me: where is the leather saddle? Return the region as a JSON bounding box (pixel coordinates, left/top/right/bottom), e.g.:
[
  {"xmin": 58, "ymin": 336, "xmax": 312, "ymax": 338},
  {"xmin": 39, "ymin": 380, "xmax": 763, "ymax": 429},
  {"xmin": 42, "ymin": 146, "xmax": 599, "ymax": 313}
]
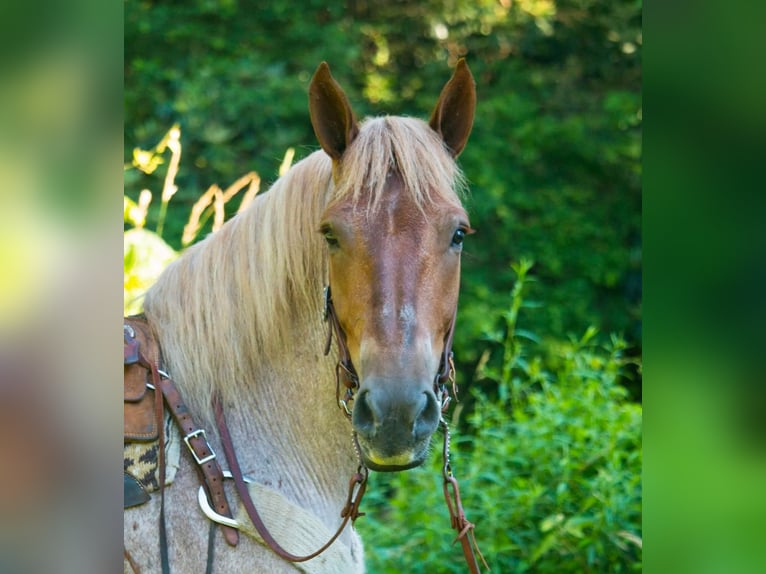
[
  {"xmin": 124, "ymin": 316, "xmax": 161, "ymax": 508},
  {"xmin": 124, "ymin": 317, "xmax": 161, "ymax": 440}
]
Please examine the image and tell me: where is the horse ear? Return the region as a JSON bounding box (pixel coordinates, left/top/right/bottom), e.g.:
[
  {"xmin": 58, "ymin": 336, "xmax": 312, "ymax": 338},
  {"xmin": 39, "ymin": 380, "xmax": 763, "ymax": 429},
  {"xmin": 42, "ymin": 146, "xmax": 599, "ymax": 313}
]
[
  {"xmin": 429, "ymin": 58, "xmax": 476, "ymax": 157},
  {"xmin": 309, "ymin": 62, "xmax": 359, "ymax": 160}
]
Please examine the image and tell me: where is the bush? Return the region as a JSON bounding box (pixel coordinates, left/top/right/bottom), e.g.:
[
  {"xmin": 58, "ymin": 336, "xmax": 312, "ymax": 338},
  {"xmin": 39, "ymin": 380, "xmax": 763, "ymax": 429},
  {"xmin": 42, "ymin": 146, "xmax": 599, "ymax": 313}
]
[
  {"xmin": 125, "ymin": 0, "xmax": 642, "ymax": 357},
  {"xmin": 357, "ymin": 261, "xmax": 642, "ymax": 573},
  {"xmin": 123, "ymin": 134, "xmax": 642, "ymax": 572}
]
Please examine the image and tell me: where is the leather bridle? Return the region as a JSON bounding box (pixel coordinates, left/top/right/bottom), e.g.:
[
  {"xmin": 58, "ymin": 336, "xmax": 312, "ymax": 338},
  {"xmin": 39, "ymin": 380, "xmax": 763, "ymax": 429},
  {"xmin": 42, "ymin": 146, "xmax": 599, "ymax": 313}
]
[
  {"xmin": 322, "ymin": 286, "xmax": 359, "ymax": 417},
  {"xmin": 323, "ymin": 285, "xmax": 458, "ymax": 419},
  {"xmin": 321, "ymin": 286, "xmax": 486, "ymax": 573},
  {"xmin": 125, "ymin": 285, "xmax": 486, "ymax": 573}
]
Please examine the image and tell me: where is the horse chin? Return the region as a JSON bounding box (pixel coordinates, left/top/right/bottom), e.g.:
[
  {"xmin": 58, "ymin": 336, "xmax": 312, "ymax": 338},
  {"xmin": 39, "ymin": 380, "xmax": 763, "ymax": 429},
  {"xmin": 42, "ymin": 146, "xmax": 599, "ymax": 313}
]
[
  {"xmin": 354, "ymin": 435, "xmax": 428, "ymax": 472},
  {"xmin": 363, "ymin": 456, "xmax": 425, "ymax": 473}
]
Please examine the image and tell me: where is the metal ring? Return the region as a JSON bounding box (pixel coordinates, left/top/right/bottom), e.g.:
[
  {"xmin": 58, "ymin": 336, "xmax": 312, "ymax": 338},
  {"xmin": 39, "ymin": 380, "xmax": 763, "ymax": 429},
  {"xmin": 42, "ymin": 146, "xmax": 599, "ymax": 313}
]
[
  {"xmin": 197, "ymin": 471, "xmax": 254, "ymax": 530},
  {"xmin": 145, "ymin": 369, "xmax": 170, "ymax": 391}
]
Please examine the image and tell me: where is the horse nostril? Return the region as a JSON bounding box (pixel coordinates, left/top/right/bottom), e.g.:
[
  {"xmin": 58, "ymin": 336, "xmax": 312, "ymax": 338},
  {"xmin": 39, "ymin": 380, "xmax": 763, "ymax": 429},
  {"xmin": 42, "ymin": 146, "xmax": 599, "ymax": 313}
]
[
  {"xmin": 352, "ymin": 389, "xmax": 378, "ymax": 440},
  {"xmin": 352, "ymin": 386, "xmax": 440, "ymax": 447},
  {"xmin": 413, "ymin": 392, "xmax": 440, "ymax": 441}
]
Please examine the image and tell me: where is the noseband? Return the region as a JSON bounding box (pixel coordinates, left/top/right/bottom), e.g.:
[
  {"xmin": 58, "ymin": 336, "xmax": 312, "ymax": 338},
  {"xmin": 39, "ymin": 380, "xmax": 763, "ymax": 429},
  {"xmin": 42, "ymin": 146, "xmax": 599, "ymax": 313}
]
[{"xmin": 323, "ymin": 285, "xmax": 457, "ymax": 418}]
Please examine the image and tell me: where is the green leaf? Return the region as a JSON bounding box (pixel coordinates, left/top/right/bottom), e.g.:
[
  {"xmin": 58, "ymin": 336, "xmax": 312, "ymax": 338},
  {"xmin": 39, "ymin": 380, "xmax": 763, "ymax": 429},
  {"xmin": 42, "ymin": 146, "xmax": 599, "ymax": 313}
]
[
  {"xmin": 530, "ymin": 532, "xmax": 558, "ymax": 564},
  {"xmin": 124, "ymin": 228, "xmax": 178, "ymax": 314},
  {"xmin": 540, "ymin": 513, "xmax": 565, "ymax": 533}
]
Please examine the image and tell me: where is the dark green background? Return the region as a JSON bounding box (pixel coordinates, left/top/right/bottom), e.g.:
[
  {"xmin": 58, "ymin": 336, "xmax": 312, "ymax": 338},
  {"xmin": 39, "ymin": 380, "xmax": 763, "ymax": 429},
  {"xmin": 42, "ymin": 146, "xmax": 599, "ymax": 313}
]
[{"xmin": 125, "ymin": 0, "xmax": 642, "ymax": 399}]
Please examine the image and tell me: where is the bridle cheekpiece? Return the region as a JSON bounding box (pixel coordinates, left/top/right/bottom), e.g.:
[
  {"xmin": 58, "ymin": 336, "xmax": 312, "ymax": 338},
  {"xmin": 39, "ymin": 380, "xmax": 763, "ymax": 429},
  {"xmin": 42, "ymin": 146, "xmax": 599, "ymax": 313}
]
[
  {"xmin": 321, "ymin": 285, "xmax": 486, "ymax": 572},
  {"xmin": 323, "ymin": 285, "xmax": 457, "ymax": 418}
]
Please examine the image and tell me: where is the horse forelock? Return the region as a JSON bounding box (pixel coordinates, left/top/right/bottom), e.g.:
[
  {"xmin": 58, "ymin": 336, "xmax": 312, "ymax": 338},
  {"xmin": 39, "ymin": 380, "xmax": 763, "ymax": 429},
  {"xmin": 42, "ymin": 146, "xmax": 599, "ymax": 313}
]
[{"xmin": 331, "ymin": 116, "xmax": 466, "ymax": 215}]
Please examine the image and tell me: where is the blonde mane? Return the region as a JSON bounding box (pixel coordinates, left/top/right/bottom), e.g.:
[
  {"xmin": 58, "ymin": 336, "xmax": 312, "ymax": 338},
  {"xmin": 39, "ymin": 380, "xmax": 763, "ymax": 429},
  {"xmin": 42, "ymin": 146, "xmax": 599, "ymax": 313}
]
[{"xmin": 142, "ymin": 116, "xmax": 465, "ymax": 420}]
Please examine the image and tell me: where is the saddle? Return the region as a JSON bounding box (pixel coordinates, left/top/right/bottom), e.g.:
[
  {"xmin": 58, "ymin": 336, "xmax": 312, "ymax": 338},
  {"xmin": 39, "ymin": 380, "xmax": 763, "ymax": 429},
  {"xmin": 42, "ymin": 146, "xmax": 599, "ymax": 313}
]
[
  {"xmin": 123, "ymin": 317, "xmax": 162, "ymax": 508},
  {"xmin": 124, "ymin": 317, "xmax": 160, "ymax": 441},
  {"xmin": 123, "ymin": 316, "xmax": 239, "ymax": 547}
]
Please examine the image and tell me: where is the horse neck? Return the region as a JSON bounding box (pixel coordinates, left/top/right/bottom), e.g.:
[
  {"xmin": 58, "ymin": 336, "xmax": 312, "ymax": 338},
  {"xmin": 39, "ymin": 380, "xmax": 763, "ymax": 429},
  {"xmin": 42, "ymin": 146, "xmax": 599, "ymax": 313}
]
[
  {"xmin": 160, "ymin": 250, "xmax": 358, "ymax": 525},
  {"xmin": 216, "ymin": 319, "xmax": 359, "ymax": 519},
  {"xmin": 145, "ymin": 152, "xmax": 358, "ymax": 520}
]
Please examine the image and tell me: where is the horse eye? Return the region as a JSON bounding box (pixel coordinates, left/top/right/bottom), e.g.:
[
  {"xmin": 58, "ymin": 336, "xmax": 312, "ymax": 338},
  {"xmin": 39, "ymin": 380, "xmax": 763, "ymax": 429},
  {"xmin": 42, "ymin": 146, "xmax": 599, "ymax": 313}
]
[
  {"xmin": 451, "ymin": 228, "xmax": 466, "ymax": 247},
  {"xmin": 323, "ymin": 230, "xmax": 339, "ymax": 247}
]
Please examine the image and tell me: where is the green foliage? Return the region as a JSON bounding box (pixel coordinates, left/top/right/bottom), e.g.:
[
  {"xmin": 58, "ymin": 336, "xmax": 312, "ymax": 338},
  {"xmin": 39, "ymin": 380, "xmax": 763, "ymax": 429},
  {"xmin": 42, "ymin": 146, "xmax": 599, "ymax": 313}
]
[
  {"xmin": 358, "ymin": 262, "xmax": 641, "ymax": 572},
  {"xmin": 123, "ymin": 227, "xmax": 177, "ymax": 315},
  {"xmin": 123, "ymin": 124, "xmax": 267, "ymax": 315},
  {"xmin": 125, "ymin": 4, "xmax": 643, "ymax": 567},
  {"xmin": 125, "ymin": 0, "xmax": 642, "ymax": 369}
]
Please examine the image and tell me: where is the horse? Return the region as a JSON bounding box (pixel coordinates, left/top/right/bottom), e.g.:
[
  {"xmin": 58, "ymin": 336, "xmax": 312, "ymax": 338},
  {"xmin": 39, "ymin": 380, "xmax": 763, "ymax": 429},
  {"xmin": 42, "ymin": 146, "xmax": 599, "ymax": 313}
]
[{"xmin": 124, "ymin": 59, "xmax": 476, "ymax": 573}]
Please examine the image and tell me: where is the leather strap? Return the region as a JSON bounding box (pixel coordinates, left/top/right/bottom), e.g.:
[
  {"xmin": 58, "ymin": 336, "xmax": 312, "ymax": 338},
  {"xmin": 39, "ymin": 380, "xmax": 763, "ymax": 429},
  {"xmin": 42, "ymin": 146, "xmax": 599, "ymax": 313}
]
[
  {"xmin": 435, "ymin": 306, "xmax": 458, "ymax": 412},
  {"xmin": 124, "ymin": 318, "xmax": 169, "ymax": 571},
  {"xmin": 443, "ymin": 475, "xmax": 485, "ymax": 574},
  {"xmin": 124, "ymin": 317, "xmax": 240, "ymax": 550},
  {"xmin": 157, "ymin": 375, "xmax": 239, "ymax": 547},
  {"xmin": 441, "ymin": 420, "xmax": 488, "ymax": 573},
  {"xmin": 213, "ymin": 395, "xmax": 368, "ymax": 563},
  {"xmin": 205, "ymin": 521, "xmax": 216, "ymax": 574},
  {"xmin": 126, "ymin": 323, "xmax": 169, "ymax": 572},
  {"xmin": 323, "ymin": 286, "xmax": 359, "ymax": 417},
  {"xmin": 323, "ymin": 289, "xmax": 485, "ymax": 572},
  {"xmin": 437, "ymin": 306, "xmax": 458, "ymax": 386}
]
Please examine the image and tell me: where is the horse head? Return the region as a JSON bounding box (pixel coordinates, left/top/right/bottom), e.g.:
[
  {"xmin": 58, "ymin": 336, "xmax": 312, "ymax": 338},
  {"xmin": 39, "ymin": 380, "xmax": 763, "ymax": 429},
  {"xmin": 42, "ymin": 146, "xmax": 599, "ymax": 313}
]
[{"xmin": 309, "ymin": 61, "xmax": 476, "ymax": 471}]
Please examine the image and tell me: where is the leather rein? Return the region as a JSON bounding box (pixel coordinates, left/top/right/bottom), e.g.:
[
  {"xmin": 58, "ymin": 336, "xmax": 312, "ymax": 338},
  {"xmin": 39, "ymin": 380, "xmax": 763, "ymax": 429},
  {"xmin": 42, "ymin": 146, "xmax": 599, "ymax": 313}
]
[
  {"xmin": 320, "ymin": 287, "xmax": 487, "ymax": 572},
  {"xmin": 125, "ymin": 287, "xmax": 486, "ymax": 572}
]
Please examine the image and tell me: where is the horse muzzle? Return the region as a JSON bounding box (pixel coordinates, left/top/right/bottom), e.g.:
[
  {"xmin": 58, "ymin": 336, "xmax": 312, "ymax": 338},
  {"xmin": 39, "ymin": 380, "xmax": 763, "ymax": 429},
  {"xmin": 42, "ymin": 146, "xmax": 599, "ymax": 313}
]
[{"xmin": 351, "ymin": 384, "xmax": 441, "ymax": 472}]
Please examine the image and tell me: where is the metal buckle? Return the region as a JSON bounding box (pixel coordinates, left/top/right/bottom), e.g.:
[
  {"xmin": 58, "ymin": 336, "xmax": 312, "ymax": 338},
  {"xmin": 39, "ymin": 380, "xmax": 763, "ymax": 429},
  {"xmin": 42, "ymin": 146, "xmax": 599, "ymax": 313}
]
[{"xmin": 183, "ymin": 429, "xmax": 217, "ymax": 465}]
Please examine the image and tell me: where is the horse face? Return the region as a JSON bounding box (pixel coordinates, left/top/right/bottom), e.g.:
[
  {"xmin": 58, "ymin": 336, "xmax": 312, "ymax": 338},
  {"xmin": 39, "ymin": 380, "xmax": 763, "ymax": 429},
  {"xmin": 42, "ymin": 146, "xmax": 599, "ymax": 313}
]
[
  {"xmin": 320, "ymin": 176, "xmax": 470, "ymax": 470},
  {"xmin": 310, "ymin": 60, "xmax": 475, "ymax": 471}
]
